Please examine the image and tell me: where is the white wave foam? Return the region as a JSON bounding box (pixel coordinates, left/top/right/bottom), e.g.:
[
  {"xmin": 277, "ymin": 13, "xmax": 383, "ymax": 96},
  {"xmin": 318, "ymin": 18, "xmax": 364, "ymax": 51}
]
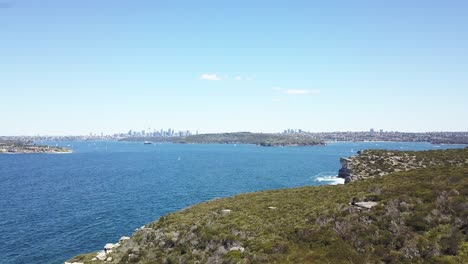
[{"xmin": 315, "ymin": 175, "xmax": 345, "ymax": 185}]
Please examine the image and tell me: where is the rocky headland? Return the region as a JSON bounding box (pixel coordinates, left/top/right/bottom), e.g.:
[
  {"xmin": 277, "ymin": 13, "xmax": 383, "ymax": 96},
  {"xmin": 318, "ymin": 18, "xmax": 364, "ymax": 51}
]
[
  {"xmin": 67, "ymin": 148, "xmax": 468, "ymax": 264},
  {"xmin": 338, "ymin": 148, "xmax": 468, "ymax": 183},
  {"xmin": 120, "ymin": 132, "xmax": 325, "ymax": 147},
  {"xmin": 0, "ymin": 140, "xmax": 72, "ymax": 154}
]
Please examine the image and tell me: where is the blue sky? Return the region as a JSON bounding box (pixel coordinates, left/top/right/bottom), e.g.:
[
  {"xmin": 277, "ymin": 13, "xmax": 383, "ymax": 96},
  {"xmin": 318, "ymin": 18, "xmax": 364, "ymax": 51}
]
[{"xmin": 1, "ymin": 0, "xmax": 467, "ymax": 135}]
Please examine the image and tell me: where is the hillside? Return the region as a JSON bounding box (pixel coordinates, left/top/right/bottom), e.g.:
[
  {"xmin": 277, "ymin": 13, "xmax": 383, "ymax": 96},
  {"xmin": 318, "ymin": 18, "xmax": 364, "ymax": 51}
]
[
  {"xmin": 120, "ymin": 132, "xmax": 324, "ymax": 147},
  {"xmin": 67, "ymin": 148, "xmax": 468, "ymax": 264}
]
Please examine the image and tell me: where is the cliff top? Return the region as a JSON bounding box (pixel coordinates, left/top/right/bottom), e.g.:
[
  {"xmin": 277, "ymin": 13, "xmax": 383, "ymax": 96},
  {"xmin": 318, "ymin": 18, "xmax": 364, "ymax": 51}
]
[{"xmin": 340, "ymin": 148, "xmax": 468, "ymax": 182}]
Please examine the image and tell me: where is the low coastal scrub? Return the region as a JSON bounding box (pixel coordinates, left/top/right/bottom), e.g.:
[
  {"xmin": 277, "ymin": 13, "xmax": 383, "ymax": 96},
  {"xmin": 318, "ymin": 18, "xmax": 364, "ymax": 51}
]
[
  {"xmin": 68, "ymin": 148, "xmax": 468, "ymax": 263},
  {"xmin": 343, "ymin": 148, "xmax": 468, "ymax": 182}
]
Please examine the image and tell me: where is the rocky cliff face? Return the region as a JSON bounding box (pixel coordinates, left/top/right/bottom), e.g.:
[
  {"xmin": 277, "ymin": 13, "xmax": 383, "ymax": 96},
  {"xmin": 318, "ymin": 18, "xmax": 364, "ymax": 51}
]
[
  {"xmin": 338, "ymin": 148, "xmax": 468, "ymax": 183},
  {"xmin": 337, "ymin": 158, "xmax": 353, "ymax": 183}
]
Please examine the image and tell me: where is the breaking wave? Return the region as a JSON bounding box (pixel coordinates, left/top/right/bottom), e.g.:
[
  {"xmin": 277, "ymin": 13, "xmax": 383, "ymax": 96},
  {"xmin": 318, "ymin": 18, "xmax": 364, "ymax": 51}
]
[{"xmin": 314, "ymin": 172, "xmax": 345, "ymax": 185}]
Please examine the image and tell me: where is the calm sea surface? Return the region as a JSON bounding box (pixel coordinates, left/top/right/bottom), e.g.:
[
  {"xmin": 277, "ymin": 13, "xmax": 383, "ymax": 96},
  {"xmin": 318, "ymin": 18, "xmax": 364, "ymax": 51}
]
[{"xmin": 0, "ymin": 141, "xmax": 465, "ymax": 263}]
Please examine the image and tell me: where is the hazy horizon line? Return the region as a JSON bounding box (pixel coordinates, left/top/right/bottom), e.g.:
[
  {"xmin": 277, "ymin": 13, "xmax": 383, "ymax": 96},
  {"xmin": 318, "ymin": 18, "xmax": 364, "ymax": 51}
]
[{"xmin": 2, "ymin": 130, "xmax": 468, "ymax": 137}]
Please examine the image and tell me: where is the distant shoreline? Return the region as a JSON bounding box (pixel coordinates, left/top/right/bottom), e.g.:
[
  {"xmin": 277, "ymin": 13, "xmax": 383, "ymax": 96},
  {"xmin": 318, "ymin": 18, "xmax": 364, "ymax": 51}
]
[
  {"xmin": 0, "ymin": 151, "xmax": 73, "ymax": 155},
  {"xmin": 120, "ymin": 132, "xmax": 325, "ymax": 147},
  {"xmin": 0, "ymin": 141, "xmax": 72, "ymax": 154}
]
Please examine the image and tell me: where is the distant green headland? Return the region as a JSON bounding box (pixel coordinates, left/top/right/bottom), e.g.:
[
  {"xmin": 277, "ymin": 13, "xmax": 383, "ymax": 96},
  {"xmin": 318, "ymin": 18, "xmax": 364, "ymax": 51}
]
[
  {"xmin": 68, "ymin": 148, "xmax": 468, "ymax": 264},
  {"xmin": 0, "ymin": 140, "xmax": 72, "ymax": 154},
  {"xmin": 120, "ymin": 132, "xmax": 325, "ymax": 147}
]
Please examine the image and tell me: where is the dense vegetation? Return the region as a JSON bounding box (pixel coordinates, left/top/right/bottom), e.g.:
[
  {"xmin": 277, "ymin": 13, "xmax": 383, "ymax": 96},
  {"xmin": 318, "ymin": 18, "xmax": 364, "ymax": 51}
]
[
  {"xmin": 121, "ymin": 132, "xmax": 324, "ymax": 146},
  {"xmin": 69, "ymin": 148, "xmax": 468, "ymax": 263}
]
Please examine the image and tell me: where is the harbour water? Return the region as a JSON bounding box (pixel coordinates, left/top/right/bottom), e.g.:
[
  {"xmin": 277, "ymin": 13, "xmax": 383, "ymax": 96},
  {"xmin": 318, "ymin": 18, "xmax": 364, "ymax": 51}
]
[{"xmin": 0, "ymin": 141, "xmax": 465, "ymax": 263}]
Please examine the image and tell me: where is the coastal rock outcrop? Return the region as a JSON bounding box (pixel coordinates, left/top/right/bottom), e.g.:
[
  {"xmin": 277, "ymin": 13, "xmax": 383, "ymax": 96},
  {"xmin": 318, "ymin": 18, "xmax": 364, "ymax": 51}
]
[
  {"xmin": 338, "ymin": 148, "xmax": 468, "ymax": 183},
  {"xmin": 95, "ymin": 251, "xmax": 107, "ymax": 261},
  {"xmin": 338, "ymin": 158, "xmax": 352, "ymax": 183},
  {"xmin": 354, "ymin": 201, "xmax": 378, "ymax": 209}
]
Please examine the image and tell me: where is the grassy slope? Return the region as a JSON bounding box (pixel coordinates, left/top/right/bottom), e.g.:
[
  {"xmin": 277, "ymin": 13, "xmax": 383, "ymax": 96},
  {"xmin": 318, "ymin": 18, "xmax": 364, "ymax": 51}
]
[{"xmin": 70, "ymin": 149, "xmax": 468, "ymax": 264}]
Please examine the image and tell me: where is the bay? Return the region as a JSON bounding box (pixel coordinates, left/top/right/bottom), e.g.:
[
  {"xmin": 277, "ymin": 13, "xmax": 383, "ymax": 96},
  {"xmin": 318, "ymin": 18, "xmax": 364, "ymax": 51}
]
[{"xmin": 0, "ymin": 141, "xmax": 465, "ymax": 264}]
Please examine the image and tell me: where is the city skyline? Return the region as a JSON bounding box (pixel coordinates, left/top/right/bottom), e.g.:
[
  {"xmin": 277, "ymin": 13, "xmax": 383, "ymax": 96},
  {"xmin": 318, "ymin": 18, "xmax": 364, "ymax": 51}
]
[
  {"xmin": 4, "ymin": 127, "xmax": 468, "ymax": 138},
  {"xmin": 1, "ymin": 1, "xmax": 468, "ymax": 135}
]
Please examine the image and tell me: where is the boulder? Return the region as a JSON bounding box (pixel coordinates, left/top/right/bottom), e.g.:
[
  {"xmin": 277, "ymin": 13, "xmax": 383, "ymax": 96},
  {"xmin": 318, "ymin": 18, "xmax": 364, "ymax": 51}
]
[
  {"xmin": 354, "ymin": 201, "xmax": 378, "ymax": 209},
  {"xmin": 96, "ymin": 251, "xmax": 107, "ymax": 261},
  {"xmin": 230, "ymin": 246, "xmax": 245, "ymax": 253},
  {"xmin": 104, "ymin": 243, "xmax": 115, "ymax": 251},
  {"xmin": 119, "ymin": 236, "xmax": 130, "ymax": 242}
]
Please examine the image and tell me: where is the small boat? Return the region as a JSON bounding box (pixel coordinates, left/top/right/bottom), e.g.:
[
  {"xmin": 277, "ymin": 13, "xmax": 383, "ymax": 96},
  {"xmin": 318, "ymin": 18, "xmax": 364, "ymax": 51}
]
[{"xmin": 144, "ymin": 141, "xmax": 152, "ymax": 145}]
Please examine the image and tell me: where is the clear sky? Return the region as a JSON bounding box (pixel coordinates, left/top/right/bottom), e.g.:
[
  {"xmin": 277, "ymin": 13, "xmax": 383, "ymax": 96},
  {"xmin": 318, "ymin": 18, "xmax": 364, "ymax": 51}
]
[{"xmin": 1, "ymin": 0, "xmax": 467, "ymax": 135}]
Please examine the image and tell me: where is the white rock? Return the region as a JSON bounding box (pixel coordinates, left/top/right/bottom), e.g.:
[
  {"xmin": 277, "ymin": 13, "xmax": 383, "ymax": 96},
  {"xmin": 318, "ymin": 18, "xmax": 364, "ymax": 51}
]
[
  {"xmin": 221, "ymin": 209, "xmax": 231, "ymax": 214},
  {"xmin": 268, "ymin": 206, "xmax": 277, "ymax": 210},
  {"xmin": 96, "ymin": 251, "xmax": 107, "ymax": 261},
  {"xmin": 92, "ymin": 258, "xmax": 97, "ymax": 261},
  {"xmin": 217, "ymin": 246, "xmax": 228, "ymax": 254},
  {"xmin": 230, "ymin": 246, "xmax": 245, "ymax": 253},
  {"xmin": 106, "ymin": 257, "xmax": 113, "ymax": 262},
  {"xmin": 104, "ymin": 243, "xmax": 115, "ymax": 250},
  {"xmin": 354, "ymin": 201, "xmax": 378, "ymax": 209},
  {"xmin": 119, "ymin": 236, "xmax": 130, "ymax": 242}
]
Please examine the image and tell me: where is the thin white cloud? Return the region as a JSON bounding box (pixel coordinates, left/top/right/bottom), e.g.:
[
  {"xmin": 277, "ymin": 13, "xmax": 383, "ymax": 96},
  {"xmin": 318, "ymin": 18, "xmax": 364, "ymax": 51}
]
[
  {"xmin": 273, "ymin": 87, "xmax": 320, "ymax": 95},
  {"xmin": 200, "ymin": 74, "xmax": 222, "ymax": 81},
  {"xmin": 199, "ymin": 73, "xmax": 255, "ymax": 81},
  {"xmin": 283, "ymin": 89, "xmax": 320, "ymax": 95}
]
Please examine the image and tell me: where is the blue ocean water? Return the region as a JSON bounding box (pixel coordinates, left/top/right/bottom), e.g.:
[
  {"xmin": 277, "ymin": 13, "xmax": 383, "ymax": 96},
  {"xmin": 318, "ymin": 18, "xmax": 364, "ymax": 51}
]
[{"xmin": 0, "ymin": 141, "xmax": 465, "ymax": 264}]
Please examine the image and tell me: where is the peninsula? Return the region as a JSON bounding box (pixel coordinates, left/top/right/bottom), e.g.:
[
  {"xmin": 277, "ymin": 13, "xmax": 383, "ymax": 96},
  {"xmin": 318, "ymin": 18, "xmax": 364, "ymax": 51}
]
[
  {"xmin": 67, "ymin": 148, "xmax": 468, "ymax": 263},
  {"xmin": 0, "ymin": 140, "xmax": 72, "ymax": 154},
  {"xmin": 120, "ymin": 132, "xmax": 325, "ymax": 147}
]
